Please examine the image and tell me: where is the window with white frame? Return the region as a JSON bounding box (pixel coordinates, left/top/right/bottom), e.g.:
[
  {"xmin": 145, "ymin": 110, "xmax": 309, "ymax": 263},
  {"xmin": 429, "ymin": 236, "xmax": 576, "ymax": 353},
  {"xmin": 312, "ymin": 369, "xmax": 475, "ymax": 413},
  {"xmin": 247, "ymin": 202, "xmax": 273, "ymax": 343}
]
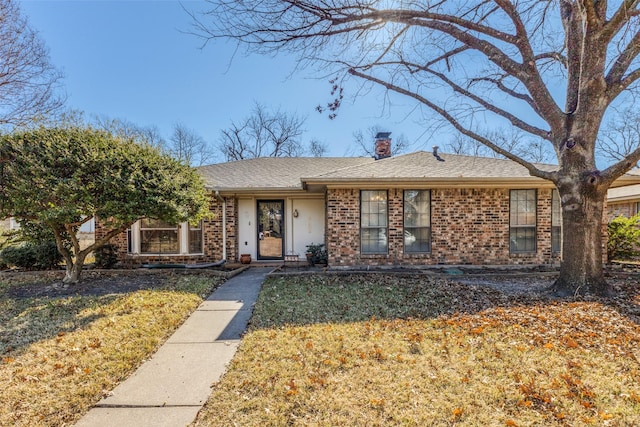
[
  {"xmin": 510, "ymin": 189, "xmax": 537, "ymax": 253},
  {"xmin": 188, "ymin": 222, "xmax": 203, "ymax": 253},
  {"xmin": 132, "ymin": 219, "xmax": 204, "ymax": 255},
  {"xmin": 140, "ymin": 219, "xmax": 179, "ymax": 254},
  {"xmin": 404, "ymin": 190, "xmax": 431, "ymax": 253},
  {"xmin": 551, "ymin": 189, "xmax": 562, "ymax": 253},
  {"xmin": 361, "ymin": 190, "xmax": 388, "ymax": 254}
]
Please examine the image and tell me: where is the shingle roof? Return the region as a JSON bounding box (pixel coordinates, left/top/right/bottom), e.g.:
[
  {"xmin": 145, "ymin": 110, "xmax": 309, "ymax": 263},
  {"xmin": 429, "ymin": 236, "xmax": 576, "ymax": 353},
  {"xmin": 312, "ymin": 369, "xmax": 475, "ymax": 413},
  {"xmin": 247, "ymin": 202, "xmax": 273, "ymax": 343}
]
[
  {"xmin": 198, "ymin": 151, "xmax": 640, "ymax": 192},
  {"xmin": 197, "ymin": 157, "xmax": 374, "ymax": 191},
  {"xmin": 305, "ymin": 151, "xmax": 556, "ymax": 182}
]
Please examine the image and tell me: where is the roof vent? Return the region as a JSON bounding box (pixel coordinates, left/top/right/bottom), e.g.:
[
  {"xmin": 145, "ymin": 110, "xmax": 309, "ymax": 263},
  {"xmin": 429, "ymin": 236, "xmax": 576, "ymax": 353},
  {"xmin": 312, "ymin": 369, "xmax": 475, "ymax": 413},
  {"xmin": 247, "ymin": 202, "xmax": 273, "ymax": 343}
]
[
  {"xmin": 374, "ymin": 132, "xmax": 392, "ymax": 160},
  {"xmin": 432, "ymin": 146, "xmax": 445, "ymax": 162}
]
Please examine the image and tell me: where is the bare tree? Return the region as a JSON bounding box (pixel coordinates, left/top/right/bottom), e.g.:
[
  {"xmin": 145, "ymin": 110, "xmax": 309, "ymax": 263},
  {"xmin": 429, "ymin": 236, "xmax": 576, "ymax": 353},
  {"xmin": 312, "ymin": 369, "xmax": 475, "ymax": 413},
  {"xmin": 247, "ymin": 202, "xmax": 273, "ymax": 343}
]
[
  {"xmin": 447, "ymin": 128, "xmax": 554, "ymax": 163},
  {"xmin": 350, "ymin": 126, "xmax": 411, "ymax": 157},
  {"xmin": 0, "ymin": 0, "xmax": 64, "ymax": 128},
  {"xmin": 599, "ymin": 107, "xmax": 640, "ymax": 166},
  {"xmin": 53, "ymin": 113, "xmax": 215, "ymax": 166},
  {"xmin": 93, "ymin": 115, "xmax": 166, "ymax": 147},
  {"xmin": 308, "ymin": 138, "xmax": 328, "ymax": 157},
  {"xmin": 192, "ymin": 0, "xmax": 640, "ymax": 295},
  {"xmin": 219, "ymin": 102, "xmax": 325, "ymax": 160},
  {"xmin": 165, "ymin": 122, "xmax": 215, "ymax": 166}
]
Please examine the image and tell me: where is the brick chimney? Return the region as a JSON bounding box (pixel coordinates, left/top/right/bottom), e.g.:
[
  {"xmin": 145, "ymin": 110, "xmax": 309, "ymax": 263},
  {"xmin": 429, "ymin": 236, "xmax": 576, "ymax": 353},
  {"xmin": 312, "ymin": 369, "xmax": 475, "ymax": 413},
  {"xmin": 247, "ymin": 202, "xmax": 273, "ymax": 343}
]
[{"xmin": 374, "ymin": 132, "xmax": 391, "ymax": 159}]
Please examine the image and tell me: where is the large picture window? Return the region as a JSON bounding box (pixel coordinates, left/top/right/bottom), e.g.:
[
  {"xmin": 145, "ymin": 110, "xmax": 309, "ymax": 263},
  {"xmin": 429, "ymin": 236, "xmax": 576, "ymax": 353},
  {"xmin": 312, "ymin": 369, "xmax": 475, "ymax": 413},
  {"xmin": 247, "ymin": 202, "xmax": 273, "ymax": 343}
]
[
  {"xmin": 510, "ymin": 189, "xmax": 537, "ymax": 253},
  {"xmin": 361, "ymin": 190, "xmax": 388, "ymax": 254},
  {"xmin": 552, "ymin": 189, "xmax": 562, "ymax": 253},
  {"xmin": 137, "ymin": 219, "xmax": 204, "ymax": 255},
  {"xmin": 140, "ymin": 219, "xmax": 179, "ymax": 254},
  {"xmin": 404, "ymin": 190, "xmax": 431, "ymax": 253}
]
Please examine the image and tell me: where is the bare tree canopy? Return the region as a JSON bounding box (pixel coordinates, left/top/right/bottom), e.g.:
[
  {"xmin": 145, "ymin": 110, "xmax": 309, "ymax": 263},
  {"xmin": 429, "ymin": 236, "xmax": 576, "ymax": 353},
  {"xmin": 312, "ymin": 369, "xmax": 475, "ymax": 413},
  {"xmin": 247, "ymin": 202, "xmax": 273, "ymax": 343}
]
[
  {"xmin": 194, "ymin": 1, "xmax": 640, "ymax": 295},
  {"xmin": 600, "ymin": 107, "xmax": 640, "ymax": 166},
  {"xmin": 0, "ymin": 0, "xmax": 64, "ymax": 128},
  {"xmin": 447, "ymin": 128, "xmax": 554, "ymax": 163},
  {"xmin": 168, "ymin": 122, "xmax": 215, "ymax": 166},
  {"xmin": 45, "ymin": 111, "xmax": 216, "ymax": 166},
  {"xmin": 218, "ymin": 102, "xmax": 326, "ymax": 160},
  {"xmin": 93, "ymin": 115, "xmax": 166, "ymax": 147}
]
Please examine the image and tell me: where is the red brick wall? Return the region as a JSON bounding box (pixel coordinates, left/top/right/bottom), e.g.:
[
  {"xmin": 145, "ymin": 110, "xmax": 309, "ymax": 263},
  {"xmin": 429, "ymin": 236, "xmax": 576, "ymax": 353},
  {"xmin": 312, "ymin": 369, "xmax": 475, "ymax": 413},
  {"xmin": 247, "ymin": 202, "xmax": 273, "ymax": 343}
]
[
  {"xmin": 607, "ymin": 201, "xmax": 636, "ymax": 220},
  {"xmin": 326, "ymin": 189, "xmax": 360, "ymax": 265},
  {"xmin": 326, "ymin": 187, "xmax": 560, "ymax": 267},
  {"xmin": 203, "ymin": 194, "xmax": 237, "ymax": 262},
  {"xmin": 97, "ymin": 194, "xmax": 237, "ymax": 266}
]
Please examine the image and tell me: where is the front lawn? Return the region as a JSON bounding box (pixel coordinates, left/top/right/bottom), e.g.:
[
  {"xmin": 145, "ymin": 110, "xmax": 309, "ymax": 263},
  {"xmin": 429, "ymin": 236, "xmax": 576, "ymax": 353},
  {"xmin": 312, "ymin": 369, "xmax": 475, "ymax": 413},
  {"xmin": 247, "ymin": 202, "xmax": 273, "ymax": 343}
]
[
  {"xmin": 0, "ymin": 271, "xmax": 224, "ymax": 427},
  {"xmin": 194, "ymin": 274, "xmax": 640, "ymax": 426}
]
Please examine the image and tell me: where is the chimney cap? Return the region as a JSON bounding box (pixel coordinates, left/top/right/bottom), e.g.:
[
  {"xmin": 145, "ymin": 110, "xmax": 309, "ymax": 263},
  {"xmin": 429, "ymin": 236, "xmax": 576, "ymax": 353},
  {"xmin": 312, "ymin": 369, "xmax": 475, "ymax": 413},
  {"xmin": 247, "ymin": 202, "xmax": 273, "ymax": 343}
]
[{"xmin": 375, "ymin": 132, "xmax": 391, "ymax": 139}]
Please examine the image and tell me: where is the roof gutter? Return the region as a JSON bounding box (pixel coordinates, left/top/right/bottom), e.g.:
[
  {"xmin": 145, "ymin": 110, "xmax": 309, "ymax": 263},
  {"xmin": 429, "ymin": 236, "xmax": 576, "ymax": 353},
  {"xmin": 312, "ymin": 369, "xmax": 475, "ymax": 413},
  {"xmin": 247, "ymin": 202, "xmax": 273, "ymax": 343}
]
[{"xmin": 214, "ymin": 189, "xmax": 227, "ymax": 262}]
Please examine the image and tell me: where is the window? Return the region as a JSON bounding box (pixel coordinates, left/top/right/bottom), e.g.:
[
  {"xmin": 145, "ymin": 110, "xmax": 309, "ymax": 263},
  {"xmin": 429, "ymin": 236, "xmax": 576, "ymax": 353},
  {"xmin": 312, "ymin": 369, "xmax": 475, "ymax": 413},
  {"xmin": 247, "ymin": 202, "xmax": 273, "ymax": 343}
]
[
  {"xmin": 551, "ymin": 189, "xmax": 562, "ymax": 253},
  {"xmin": 404, "ymin": 190, "xmax": 431, "ymax": 253},
  {"xmin": 127, "ymin": 229, "xmax": 133, "ymax": 254},
  {"xmin": 140, "ymin": 219, "xmax": 179, "ymax": 254},
  {"xmin": 134, "ymin": 219, "xmax": 204, "ymax": 255},
  {"xmin": 188, "ymin": 221, "xmax": 203, "ymax": 253},
  {"xmin": 361, "ymin": 190, "xmax": 388, "ymax": 254},
  {"xmin": 510, "ymin": 189, "xmax": 536, "ymax": 253}
]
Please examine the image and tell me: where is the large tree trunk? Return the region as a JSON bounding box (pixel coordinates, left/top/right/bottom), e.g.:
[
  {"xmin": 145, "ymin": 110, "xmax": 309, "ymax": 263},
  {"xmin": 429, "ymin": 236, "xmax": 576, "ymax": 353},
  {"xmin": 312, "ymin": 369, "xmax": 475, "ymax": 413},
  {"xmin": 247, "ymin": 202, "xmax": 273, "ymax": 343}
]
[
  {"xmin": 62, "ymin": 252, "xmax": 86, "ymax": 284},
  {"xmin": 551, "ymin": 179, "xmax": 610, "ymax": 296}
]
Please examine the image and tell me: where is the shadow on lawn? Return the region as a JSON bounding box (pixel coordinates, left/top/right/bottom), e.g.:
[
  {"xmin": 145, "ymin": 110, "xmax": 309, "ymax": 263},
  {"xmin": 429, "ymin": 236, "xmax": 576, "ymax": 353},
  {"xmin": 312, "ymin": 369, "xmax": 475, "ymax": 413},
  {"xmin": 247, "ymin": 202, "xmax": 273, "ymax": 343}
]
[
  {"xmin": 0, "ymin": 290, "xmax": 118, "ymax": 358},
  {"xmin": 250, "ymin": 272, "xmax": 640, "ymax": 330},
  {"xmin": 0, "ymin": 272, "xmax": 165, "ymax": 359}
]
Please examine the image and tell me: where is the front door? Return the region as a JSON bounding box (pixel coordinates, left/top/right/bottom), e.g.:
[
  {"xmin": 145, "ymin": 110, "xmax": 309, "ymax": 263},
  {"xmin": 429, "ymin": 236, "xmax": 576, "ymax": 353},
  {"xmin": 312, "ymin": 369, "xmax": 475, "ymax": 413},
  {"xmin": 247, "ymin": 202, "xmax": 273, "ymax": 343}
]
[{"xmin": 257, "ymin": 200, "xmax": 284, "ymax": 260}]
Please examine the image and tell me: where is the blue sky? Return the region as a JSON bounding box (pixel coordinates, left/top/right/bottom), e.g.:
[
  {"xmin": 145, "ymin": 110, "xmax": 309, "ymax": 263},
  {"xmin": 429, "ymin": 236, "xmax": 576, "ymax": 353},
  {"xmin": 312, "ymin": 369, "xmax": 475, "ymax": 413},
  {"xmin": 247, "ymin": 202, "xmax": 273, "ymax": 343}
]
[{"xmin": 20, "ymin": 0, "xmax": 432, "ymax": 159}]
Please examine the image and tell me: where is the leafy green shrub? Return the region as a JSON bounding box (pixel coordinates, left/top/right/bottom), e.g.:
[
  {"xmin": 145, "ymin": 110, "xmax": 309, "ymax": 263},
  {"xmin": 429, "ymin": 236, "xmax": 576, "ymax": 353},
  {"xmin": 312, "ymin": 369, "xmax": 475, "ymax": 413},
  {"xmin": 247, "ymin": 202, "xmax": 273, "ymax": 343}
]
[
  {"xmin": 607, "ymin": 214, "xmax": 640, "ymax": 262},
  {"xmin": 32, "ymin": 241, "xmax": 63, "ymax": 270},
  {"xmin": 1, "ymin": 241, "xmax": 62, "ymax": 270},
  {"xmin": 1, "ymin": 244, "xmax": 37, "ymax": 269},
  {"xmin": 94, "ymin": 244, "xmax": 119, "ymax": 269}
]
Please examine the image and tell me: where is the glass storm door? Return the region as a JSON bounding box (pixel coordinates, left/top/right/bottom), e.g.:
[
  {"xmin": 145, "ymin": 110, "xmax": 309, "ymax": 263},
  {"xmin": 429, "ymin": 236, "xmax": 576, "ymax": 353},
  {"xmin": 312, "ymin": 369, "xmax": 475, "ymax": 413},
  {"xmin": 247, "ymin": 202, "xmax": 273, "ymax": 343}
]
[{"xmin": 257, "ymin": 200, "xmax": 284, "ymax": 260}]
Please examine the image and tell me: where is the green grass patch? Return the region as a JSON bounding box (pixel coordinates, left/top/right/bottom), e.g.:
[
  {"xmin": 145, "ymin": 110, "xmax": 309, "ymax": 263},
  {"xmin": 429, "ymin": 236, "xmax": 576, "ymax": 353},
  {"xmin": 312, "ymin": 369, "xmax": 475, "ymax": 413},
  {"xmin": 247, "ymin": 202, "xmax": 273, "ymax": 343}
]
[
  {"xmin": 194, "ymin": 274, "xmax": 640, "ymax": 427},
  {"xmin": 0, "ymin": 273, "xmax": 223, "ymax": 427}
]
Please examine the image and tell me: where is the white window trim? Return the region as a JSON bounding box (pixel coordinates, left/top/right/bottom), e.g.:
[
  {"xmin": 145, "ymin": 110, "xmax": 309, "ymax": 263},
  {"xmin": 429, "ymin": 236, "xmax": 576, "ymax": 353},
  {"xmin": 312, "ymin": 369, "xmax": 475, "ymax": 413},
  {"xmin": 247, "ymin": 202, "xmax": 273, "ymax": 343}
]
[
  {"xmin": 509, "ymin": 189, "xmax": 537, "ymax": 253},
  {"xmin": 129, "ymin": 220, "xmax": 204, "ymax": 256}
]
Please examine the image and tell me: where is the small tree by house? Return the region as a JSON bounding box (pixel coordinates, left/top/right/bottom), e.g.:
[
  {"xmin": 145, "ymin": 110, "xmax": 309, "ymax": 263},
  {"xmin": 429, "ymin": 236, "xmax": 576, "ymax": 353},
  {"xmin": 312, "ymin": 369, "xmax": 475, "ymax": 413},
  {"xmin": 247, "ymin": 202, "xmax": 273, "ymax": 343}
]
[{"xmin": 0, "ymin": 126, "xmax": 210, "ymax": 283}]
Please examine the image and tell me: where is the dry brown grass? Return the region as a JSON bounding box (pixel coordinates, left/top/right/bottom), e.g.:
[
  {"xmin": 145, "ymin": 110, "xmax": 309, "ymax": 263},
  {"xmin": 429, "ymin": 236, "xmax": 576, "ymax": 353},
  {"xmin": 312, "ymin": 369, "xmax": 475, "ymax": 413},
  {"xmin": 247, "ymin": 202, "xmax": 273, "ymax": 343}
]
[
  {"xmin": 0, "ymin": 273, "xmax": 223, "ymax": 427},
  {"xmin": 194, "ymin": 274, "xmax": 640, "ymax": 427}
]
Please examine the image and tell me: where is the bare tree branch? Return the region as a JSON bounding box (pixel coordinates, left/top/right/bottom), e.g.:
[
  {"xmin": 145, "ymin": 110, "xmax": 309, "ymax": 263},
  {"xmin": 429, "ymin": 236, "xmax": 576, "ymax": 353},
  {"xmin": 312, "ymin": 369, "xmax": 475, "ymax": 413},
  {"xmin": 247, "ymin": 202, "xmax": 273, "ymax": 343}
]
[
  {"xmin": 218, "ymin": 102, "xmax": 315, "ymax": 160},
  {"xmin": 349, "ymin": 67, "xmax": 556, "ymax": 181},
  {"xmin": 0, "ymin": 0, "xmax": 65, "ymax": 128},
  {"xmin": 168, "ymin": 122, "xmax": 215, "ymax": 166}
]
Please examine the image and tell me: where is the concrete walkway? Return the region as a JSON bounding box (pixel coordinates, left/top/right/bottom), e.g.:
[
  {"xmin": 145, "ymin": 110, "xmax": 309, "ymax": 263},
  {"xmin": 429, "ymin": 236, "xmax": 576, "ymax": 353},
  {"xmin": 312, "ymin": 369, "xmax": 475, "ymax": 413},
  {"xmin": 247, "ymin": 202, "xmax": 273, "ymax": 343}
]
[{"xmin": 74, "ymin": 267, "xmax": 270, "ymax": 427}]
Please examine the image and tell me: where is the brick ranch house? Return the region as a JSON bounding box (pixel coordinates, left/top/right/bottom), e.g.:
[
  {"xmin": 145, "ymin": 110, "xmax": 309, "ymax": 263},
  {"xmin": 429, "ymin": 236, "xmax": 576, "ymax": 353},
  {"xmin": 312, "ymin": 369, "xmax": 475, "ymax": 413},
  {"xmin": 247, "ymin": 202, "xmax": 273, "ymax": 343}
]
[{"xmin": 101, "ymin": 136, "xmax": 640, "ymax": 268}]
